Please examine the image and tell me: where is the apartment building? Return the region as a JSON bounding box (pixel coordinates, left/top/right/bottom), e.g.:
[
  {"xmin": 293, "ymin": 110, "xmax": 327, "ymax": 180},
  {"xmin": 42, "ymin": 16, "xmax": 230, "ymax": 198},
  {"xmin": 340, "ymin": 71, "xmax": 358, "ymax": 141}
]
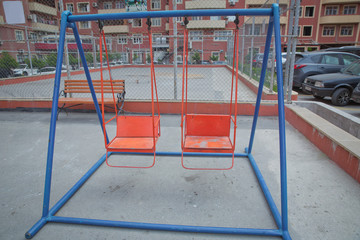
[
  {"xmin": 294, "ymin": 0, "xmax": 360, "ymax": 51},
  {"xmin": 0, "ymin": 0, "xmax": 359, "ymax": 64}
]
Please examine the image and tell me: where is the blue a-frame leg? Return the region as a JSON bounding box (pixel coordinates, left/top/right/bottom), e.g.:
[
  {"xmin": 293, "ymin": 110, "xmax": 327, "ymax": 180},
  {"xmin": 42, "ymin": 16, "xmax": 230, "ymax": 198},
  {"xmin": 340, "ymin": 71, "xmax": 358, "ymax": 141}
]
[{"xmin": 26, "ymin": 4, "xmax": 291, "ymax": 240}]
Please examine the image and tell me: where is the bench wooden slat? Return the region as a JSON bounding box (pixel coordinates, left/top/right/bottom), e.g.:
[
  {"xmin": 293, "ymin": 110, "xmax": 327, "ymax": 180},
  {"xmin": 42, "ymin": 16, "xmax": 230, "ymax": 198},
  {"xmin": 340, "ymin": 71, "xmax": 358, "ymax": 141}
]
[{"xmin": 63, "ymin": 79, "xmax": 125, "ymax": 95}]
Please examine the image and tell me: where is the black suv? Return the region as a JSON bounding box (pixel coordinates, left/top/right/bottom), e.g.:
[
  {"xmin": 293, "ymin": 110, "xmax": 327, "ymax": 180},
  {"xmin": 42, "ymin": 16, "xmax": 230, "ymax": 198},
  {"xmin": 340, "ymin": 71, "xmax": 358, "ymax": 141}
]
[{"xmin": 292, "ymin": 51, "xmax": 360, "ymax": 88}]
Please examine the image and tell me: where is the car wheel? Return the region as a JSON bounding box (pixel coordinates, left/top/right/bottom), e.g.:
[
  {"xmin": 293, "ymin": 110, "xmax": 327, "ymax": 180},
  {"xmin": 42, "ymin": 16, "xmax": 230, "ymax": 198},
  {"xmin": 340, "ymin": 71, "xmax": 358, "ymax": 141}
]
[
  {"xmin": 23, "ymin": 72, "xmax": 28, "ymax": 76},
  {"xmin": 331, "ymin": 88, "xmax": 351, "ymax": 106},
  {"xmin": 313, "ymin": 94, "xmax": 324, "ymax": 99}
]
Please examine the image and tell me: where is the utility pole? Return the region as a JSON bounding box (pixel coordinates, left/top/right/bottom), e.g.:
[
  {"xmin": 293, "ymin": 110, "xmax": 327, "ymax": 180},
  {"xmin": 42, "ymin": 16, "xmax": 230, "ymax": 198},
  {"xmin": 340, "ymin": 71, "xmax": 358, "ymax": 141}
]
[{"xmin": 173, "ymin": 0, "xmax": 177, "ymax": 100}]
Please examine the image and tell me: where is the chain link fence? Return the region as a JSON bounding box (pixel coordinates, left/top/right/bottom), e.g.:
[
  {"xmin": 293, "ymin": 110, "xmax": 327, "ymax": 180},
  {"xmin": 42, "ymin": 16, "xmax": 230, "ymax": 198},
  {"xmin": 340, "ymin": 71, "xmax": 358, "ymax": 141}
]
[{"xmin": 0, "ymin": 0, "xmax": 298, "ymax": 103}]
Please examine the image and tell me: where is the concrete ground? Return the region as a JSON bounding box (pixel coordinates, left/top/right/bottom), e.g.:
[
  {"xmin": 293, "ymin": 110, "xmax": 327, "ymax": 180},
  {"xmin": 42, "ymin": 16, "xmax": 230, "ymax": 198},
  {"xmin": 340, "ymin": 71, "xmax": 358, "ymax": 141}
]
[{"xmin": 0, "ymin": 111, "xmax": 359, "ymax": 240}]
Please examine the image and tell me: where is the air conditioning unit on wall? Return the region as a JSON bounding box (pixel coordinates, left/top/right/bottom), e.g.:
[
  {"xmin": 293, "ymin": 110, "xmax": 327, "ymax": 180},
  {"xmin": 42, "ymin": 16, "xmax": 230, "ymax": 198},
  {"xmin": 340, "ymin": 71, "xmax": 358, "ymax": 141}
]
[
  {"xmin": 92, "ymin": 2, "xmax": 98, "ymax": 7},
  {"xmin": 229, "ymin": 0, "xmax": 235, "ymax": 6}
]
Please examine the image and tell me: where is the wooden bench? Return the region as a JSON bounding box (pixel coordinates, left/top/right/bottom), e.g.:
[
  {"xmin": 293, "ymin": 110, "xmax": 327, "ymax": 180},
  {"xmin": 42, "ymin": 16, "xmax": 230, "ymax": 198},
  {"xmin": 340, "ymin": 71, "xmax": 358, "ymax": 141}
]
[{"xmin": 58, "ymin": 79, "xmax": 125, "ymax": 117}]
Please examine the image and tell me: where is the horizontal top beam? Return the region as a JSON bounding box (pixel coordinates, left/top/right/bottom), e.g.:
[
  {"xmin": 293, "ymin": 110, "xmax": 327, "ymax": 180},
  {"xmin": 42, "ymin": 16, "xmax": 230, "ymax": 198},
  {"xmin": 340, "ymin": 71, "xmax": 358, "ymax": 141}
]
[{"xmin": 67, "ymin": 8, "xmax": 274, "ymax": 23}]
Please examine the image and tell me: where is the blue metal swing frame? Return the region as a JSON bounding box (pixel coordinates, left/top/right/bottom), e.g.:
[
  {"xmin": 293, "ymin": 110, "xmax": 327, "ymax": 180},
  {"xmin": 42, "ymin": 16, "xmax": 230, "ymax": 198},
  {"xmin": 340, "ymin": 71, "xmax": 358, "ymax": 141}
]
[{"xmin": 25, "ymin": 4, "xmax": 291, "ymax": 240}]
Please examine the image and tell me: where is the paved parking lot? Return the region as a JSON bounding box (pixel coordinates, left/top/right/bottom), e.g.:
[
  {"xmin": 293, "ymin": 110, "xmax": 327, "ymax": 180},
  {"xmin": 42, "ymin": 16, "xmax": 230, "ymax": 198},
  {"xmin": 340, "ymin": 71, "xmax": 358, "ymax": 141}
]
[{"xmin": 0, "ymin": 66, "xmax": 257, "ymax": 102}]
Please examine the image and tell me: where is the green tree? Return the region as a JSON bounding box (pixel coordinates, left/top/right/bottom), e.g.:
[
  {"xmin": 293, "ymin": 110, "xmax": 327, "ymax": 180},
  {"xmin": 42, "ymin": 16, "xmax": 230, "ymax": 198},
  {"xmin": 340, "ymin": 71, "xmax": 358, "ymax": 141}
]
[
  {"xmin": 0, "ymin": 51, "xmax": 19, "ymax": 69},
  {"xmin": 210, "ymin": 55, "xmax": 219, "ymax": 62},
  {"xmin": 107, "ymin": 53, "xmax": 116, "ymax": 62},
  {"xmin": 192, "ymin": 52, "xmax": 201, "ymax": 64},
  {"xmin": 146, "ymin": 53, "xmax": 151, "ymax": 63},
  {"xmin": 69, "ymin": 54, "xmax": 78, "ymax": 67},
  {"xmin": 24, "ymin": 56, "xmax": 46, "ymax": 69},
  {"xmin": 133, "ymin": 53, "xmax": 138, "ymax": 63},
  {"xmin": 85, "ymin": 53, "xmax": 93, "ymax": 64},
  {"xmin": 46, "ymin": 53, "xmax": 58, "ymax": 67}
]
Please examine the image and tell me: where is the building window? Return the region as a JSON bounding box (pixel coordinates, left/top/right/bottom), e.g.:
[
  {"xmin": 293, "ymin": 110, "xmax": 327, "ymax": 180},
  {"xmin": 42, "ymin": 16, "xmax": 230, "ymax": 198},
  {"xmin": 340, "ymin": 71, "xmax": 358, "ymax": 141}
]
[
  {"xmin": 304, "ymin": 6, "xmax": 314, "ymax": 17},
  {"xmin": 192, "ymin": 16, "xmax": 202, "ymax": 21},
  {"xmin": 15, "ymin": 30, "xmax": 24, "ymax": 41},
  {"xmin": 16, "ymin": 54, "xmax": 28, "ymax": 63},
  {"xmin": 340, "ymin": 26, "xmax": 353, "ymax": 36},
  {"xmin": 176, "ymin": 17, "xmax": 182, "ymax": 22},
  {"xmin": 176, "ymin": 0, "xmax": 182, "ymax": 3},
  {"xmin": 214, "ymin": 30, "xmax": 232, "ymax": 41},
  {"xmin": 325, "ymin": 6, "xmax": 338, "ymax": 15},
  {"xmin": 152, "ymin": 18, "xmax": 161, "ymax": 26},
  {"xmin": 115, "ymin": 1, "xmax": 125, "ymax": 9},
  {"xmin": 103, "ymin": 2, "xmax": 112, "ymax": 9},
  {"xmin": 66, "ymin": 3, "xmax": 74, "ymax": 12},
  {"xmin": 344, "ymin": 6, "xmax": 356, "ymax": 15},
  {"xmin": 133, "ymin": 50, "xmax": 143, "ymax": 63},
  {"xmin": 119, "ymin": 52, "xmax": 129, "ymax": 63},
  {"xmin": 189, "ymin": 31, "xmax": 202, "ymax": 41},
  {"xmin": 323, "ymin": 26, "xmax": 335, "ymax": 36},
  {"xmin": 151, "ymin": 0, "xmax": 160, "ymax": 9},
  {"xmin": 248, "ymin": 25, "xmax": 261, "ymax": 35},
  {"xmin": 118, "ymin": 35, "xmax": 127, "ymax": 44},
  {"xmin": 78, "ymin": 3, "xmax": 89, "ymax": 13},
  {"xmin": 79, "ymin": 21, "xmax": 91, "ymax": 29},
  {"xmin": 29, "ymin": 32, "xmax": 38, "ymax": 42},
  {"xmin": 303, "ymin": 26, "xmax": 312, "ymax": 36},
  {"xmin": 133, "ymin": 34, "xmax": 143, "ymax": 44},
  {"xmin": 133, "ymin": 19, "xmax": 142, "ymax": 27}
]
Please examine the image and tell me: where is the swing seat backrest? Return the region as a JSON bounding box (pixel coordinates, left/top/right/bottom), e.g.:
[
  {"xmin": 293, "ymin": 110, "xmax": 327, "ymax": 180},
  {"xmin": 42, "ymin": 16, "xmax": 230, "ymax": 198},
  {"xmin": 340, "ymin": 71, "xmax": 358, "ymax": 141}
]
[
  {"xmin": 185, "ymin": 114, "xmax": 231, "ymax": 137},
  {"xmin": 116, "ymin": 116, "xmax": 160, "ymax": 138}
]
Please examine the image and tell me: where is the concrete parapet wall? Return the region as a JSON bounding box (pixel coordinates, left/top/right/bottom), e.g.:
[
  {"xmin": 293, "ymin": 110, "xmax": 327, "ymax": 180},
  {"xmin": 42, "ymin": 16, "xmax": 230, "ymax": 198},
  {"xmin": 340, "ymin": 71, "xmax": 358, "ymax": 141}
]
[
  {"xmin": 286, "ymin": 104, "xmax": 360, "ymax": 183},
  {"xmin": 295, "ymin": 101, "xmax": 360, "ymax": 139}
]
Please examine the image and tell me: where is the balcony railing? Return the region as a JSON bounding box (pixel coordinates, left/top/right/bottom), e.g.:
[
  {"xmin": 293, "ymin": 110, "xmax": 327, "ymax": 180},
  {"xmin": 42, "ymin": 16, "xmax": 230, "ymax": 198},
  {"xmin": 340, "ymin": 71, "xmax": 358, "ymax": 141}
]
[
  {"xmin": 29, "ymin": 2, "xmax": 56, "ymax": 16},
  {"xmin": 244, "ymin": 16, "xmax": 288, "ymax": 25},
  {"xmin": 320, "ymin": 15, "xmax": 360, "ymax": 24},
  {"xmin": 103, "ymin": 25, "xmax": 129, "ymax": 34},
  {"xmin": 322, "ymin": 0, "xmax": 360, "ymax": 4},
  {"xmin": 187, "ymin": 20, "xmax": 226, "ymax": 29},
  {"xmin": 31, "ymin": 22, "xmax": 59, "ymax": 32},
  {"xmin": 98, "ymin": 8, "xmax": 126, "ymax": 14},
  {"xmin": 185, "ymin": 0, "xmax": 226, "ymax": 9}
]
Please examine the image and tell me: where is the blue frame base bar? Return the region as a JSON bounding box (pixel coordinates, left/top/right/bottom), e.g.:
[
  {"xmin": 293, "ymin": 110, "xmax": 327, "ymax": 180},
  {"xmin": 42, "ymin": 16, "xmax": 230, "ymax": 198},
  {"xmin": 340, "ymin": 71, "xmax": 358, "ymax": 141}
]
[
  {"xmin": 26, "ymin": 4, "xmax": 291, "ymax": 240},
  {"xmin": 26, "ymin": 151, "xmax": 291, "ymax": 240}
]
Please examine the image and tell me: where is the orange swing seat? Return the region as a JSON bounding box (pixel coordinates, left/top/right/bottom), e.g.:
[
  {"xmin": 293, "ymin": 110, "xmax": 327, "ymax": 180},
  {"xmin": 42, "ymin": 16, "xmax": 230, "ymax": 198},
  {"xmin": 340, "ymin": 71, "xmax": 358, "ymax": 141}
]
[
  {"xmin": 183, "ymin": 114, "xmax": 233, "ymax": 153},
  {"xmin": 107, "ymin": 115, "xmax": 160, "ymax": 153}
]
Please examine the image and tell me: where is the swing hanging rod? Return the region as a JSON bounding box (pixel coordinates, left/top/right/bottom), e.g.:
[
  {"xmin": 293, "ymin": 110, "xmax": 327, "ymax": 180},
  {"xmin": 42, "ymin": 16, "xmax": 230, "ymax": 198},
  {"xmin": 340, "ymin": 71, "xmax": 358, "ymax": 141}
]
[{"xmin": 68, "ymin": 8, "xmax": 274, "ymax": 22}]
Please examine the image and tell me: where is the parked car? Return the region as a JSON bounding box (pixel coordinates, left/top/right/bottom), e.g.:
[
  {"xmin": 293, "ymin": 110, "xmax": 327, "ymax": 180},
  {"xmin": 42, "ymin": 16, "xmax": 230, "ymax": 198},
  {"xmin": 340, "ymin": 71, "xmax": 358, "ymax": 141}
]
[
  {"xmin": 302, "ymin": 60, "xmax": 360, "ymax": 106},
  {"xmin": 13, "ymin": 64, "xmax": 38, "ymax": 76},
  {"xmin": 39, "ymin": 67, "xmax": 67, "ymax": 74},
  {"xmin": 212, "ymin": 61, "xmax": 227, "ymax": 65},
  {"xmin": 292, "ymin": 51, "xmax": 360, "ymax": 88},
  {"xmin": 252, "ymin": 53, "xmax": 264, "ymax": 67},
  {"xmin": 0, "ymin": 68, "xmax": 13, "ymax": 78},
  {"xmin": 39, "ymin": 67, "xmax": 56, "ymax": 74},
  {"xmin": 351, "ymin": 82, "xmax": 360, "ymax": 104},
  {"xmin": 324, "ymin": 46, "xmax": 360, "ymax": 57}
]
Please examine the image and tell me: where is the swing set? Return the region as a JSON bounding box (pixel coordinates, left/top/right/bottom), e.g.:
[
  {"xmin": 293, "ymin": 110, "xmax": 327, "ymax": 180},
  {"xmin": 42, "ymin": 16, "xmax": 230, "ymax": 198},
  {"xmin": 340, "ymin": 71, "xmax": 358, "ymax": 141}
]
[{"xmin": 26, "ymin": 4, "xmax": 292, "ymax": 240}]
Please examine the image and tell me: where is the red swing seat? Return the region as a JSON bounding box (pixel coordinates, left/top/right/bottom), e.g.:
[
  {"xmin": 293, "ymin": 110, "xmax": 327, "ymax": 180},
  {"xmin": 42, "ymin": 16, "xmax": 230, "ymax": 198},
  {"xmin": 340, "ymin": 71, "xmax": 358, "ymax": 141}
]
[
  {"xmin": 180, "ymin": 16, "xmax": 240, "ymax": 170},
  {"xmin": 183, "ymin": 114, "xmax": 233, "ymax": 153},
  {"xmin": 98, "ymin": 19, "xmax": 161, "ymax": 168},
  {"xmin": 107, "ymin": 116, "xmax": 160, "ymax": 153}
]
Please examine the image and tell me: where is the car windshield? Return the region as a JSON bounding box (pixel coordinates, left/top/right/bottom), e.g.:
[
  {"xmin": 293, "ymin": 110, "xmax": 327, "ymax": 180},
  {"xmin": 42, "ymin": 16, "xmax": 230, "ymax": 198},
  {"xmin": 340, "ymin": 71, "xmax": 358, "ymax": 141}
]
[
  {"xmin": 343, "ymin": 60, "xmax": 360, "ymax": 76},
  {"xmin": 19, "ymin": 64, "xmax": 27, "ymax": 68}
]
